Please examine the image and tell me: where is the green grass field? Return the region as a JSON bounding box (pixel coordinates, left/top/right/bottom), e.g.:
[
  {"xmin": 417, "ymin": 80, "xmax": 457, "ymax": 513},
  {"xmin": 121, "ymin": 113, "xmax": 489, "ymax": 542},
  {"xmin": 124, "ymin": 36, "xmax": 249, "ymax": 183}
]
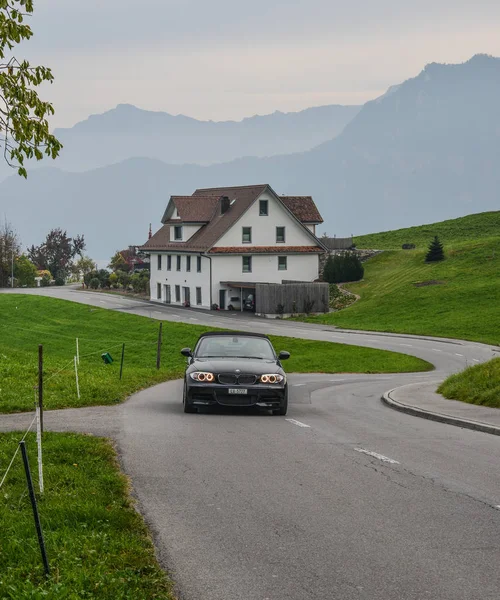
[
  {"xmin": 0, "ymin": 433, "xmax": 173, "ymax": 599},
  {"xmin": 438, "ymin": 357, "xmax": 500, "ymax": 408},
  {"xmin": 301, "ymin": 212, "xmax": 500, "ymax": 346},
  {"xmin": 0, "ymin": 295, "xmax": 431, "ymax": 413}
]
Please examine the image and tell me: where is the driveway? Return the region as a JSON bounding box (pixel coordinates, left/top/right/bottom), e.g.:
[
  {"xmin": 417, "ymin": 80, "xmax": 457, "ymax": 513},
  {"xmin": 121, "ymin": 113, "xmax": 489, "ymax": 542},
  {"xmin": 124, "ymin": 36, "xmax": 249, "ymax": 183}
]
[{"xmin": 2, "ymin": 287, "xmax": 500, "ymax": 600}]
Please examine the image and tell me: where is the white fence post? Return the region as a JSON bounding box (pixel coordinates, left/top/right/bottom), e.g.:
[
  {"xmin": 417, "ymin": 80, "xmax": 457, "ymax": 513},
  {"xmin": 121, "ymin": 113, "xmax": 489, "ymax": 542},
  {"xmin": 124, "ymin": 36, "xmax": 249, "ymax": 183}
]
[
  {"xmin": 74, "ymin": 356, "xmax": 80, "ymax": 399},
  {"xmin": 76, "ymin": 338, "xmax": 80, "ymax": 365}
]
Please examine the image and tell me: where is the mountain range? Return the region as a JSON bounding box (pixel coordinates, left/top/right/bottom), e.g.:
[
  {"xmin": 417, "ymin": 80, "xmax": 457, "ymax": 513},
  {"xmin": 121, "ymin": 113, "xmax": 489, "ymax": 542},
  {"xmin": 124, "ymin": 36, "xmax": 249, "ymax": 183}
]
[{"xmin": 1, "ymin": 54, "xmax": 499, "ymax": 261}]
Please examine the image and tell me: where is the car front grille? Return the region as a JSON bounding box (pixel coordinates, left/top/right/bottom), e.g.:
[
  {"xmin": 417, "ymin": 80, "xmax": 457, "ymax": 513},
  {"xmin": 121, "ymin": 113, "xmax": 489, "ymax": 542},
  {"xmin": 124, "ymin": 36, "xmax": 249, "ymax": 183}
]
[
  {"xmin": 218, "ymin": 373, "xmax": 258, "ymax": 385},
  {"xmin": 217, "ymin": 395, "xmax": 255, "ymax": 406}
]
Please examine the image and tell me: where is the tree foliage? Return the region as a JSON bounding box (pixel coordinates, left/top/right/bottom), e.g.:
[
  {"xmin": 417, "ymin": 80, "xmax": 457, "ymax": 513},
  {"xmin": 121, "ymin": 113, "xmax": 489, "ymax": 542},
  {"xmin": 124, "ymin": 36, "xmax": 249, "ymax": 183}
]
[
  {"xmin": 323, "ymin": 251, "xmax": 364, "ymax": 284},
  {"xmin": 27, "ymin": 228, "xmax": 85, "ymax": 279},
  {"xmin": 14, "ymin": 253, "xmax": 36, "ymax": 286},
  {"xmin": 0, "ymin": 0, "xmax": 62, "ymax": 176},
  {"xmin": 0, "ymin": 219, "xmax": 20, "ymax": 286},
  {"xmin": 72, "ymin": 255, "xmax": 96, "ymax": 281},
  {"xmin": 425, "ymin": 236, "xmax": 445, "ymax": 262},
  {"xmin": 108, "ymin": 251, "xmax": 130, "ymax": 272}
]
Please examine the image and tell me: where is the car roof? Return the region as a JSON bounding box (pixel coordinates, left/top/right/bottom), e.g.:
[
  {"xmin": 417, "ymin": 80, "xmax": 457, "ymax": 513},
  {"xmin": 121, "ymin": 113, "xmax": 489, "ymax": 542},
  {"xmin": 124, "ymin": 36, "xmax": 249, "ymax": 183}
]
[{"xmin": 196, "ymin": 331, "xmax": 270, "ymax": 340}]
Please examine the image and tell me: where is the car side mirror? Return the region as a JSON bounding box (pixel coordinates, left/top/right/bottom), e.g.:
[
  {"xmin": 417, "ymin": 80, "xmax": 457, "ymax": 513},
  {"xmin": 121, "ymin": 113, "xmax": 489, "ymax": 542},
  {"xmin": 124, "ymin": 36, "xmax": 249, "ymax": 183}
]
[
  {"xmin": 181, "ymin": 348, "xmax": 193, "ymax": 357},
  {"xmin": 278, "ymin": 351, "xmax": 290, "ymax": 360}
]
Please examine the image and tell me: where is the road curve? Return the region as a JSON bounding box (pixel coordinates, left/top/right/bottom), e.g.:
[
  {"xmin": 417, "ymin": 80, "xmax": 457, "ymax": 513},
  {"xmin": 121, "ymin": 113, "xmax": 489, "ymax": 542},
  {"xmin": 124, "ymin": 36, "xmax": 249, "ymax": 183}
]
[{"xmin": 2, "ymin": 287, "xmax": 500, "ymax": 599}]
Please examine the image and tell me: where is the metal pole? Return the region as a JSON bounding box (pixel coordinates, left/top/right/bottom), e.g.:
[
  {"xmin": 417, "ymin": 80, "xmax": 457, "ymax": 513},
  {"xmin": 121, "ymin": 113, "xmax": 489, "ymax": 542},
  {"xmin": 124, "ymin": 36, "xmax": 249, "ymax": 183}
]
[
  {"xmin": 19, "ymin": 441, "xmax": 50, "ymax": 577},
  {"xmin": 11, "ymin": 250, "xmax": 14, "ymax": 288},
  {"xmin": 119, "ymin": 343, "xmax": 125, "ymax": 380},
  {"xmin": 156, "ymin": 322, "xmax": 162, "ymax": 370},
  {"xmin": 38, "ymin": 344, "xmax": 43, "ymax": 434}
]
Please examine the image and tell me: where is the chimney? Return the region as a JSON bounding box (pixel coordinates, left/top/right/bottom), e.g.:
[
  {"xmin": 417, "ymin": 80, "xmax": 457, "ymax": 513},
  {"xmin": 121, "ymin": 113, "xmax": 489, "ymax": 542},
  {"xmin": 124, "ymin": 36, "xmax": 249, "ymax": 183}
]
[
  {"xmin": 221, "ymin": 196, "xmax": 230, "ymax": 214},
  {"xmin": 148, "ymin": 223, "xmax": 152, "ymax": 239}
]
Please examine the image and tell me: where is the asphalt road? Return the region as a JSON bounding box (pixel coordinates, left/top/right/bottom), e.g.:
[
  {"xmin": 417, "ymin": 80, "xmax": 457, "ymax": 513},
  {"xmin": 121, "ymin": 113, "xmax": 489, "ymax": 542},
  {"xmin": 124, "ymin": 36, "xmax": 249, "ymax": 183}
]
[{"xmin": 3, "ymin": 287, "xmax": 500, "ymax": 599}]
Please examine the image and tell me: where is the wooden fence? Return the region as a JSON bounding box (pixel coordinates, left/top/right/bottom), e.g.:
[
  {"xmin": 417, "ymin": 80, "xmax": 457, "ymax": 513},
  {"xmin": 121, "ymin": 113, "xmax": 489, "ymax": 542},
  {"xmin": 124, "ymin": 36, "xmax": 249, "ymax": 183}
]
[{"xmin": 255, "ymin": 282, "xmax": 329, "ymax": 315}]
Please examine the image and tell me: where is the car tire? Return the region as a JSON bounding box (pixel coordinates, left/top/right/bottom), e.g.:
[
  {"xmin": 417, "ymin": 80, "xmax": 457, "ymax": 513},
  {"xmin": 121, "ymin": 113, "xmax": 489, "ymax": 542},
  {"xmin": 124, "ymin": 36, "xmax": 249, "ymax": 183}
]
[
  {"xmin": 183, "ymin": 380, "xmax": 197, "ymax": 414},
  {"xmin": 273, "ymin": 385, "xmax": 288, "ymax": 416}
]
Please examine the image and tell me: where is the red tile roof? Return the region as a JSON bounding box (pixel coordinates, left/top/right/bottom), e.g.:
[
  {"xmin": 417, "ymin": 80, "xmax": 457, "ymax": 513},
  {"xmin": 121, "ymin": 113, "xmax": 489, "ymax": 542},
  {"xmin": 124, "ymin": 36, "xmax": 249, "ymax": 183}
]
[
  {"xmin": 209, "ymin": 246, "xmax": 322, "ymax": 254},
  {"xmin": 280, "ymin": 196, "xmax": 323, "ymax": 223},
  {"xmin": 141, "ymin": 184, "xmax": 326, "ymax": 253}
]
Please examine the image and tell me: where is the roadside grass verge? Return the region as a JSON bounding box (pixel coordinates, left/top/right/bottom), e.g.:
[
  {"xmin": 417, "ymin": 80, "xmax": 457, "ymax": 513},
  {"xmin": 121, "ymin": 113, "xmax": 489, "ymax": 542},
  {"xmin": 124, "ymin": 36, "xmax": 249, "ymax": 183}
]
[
  {"xmin": 438, "ymin": 358, "xmax": 500, "ymax": 408},
  {"xmin": 0, "ymin": 432, "xmax": 173, "ymax": 599},
  {"xmin": 0, "ymin": 295, "xmax": 431, "ymax": 413},
  {"xmin": 298, "ymin": 236, "xmax": 500, "ymax": 346}
]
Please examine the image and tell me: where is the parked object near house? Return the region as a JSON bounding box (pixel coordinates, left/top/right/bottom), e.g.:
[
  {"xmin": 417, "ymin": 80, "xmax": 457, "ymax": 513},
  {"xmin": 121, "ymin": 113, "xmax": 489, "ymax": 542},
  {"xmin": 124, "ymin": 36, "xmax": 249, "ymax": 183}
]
[{"xmin": 140, "ymin": 184, "xmax": 328, "ymax": 314}]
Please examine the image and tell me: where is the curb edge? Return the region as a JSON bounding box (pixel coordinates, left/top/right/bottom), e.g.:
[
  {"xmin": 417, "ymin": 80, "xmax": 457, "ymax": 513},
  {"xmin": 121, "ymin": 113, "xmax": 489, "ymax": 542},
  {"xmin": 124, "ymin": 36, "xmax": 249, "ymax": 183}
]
[{"xmin": 381, "ymin": 389, "xmax": 500, "ymax": 437}]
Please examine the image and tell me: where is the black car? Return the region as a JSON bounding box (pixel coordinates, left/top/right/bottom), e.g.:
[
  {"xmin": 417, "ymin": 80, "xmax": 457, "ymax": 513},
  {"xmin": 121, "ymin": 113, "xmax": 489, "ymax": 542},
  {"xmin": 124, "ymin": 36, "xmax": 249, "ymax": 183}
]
[{"xmin": 181, "ymin": 331, "xmax": 290, "ymax": 415}]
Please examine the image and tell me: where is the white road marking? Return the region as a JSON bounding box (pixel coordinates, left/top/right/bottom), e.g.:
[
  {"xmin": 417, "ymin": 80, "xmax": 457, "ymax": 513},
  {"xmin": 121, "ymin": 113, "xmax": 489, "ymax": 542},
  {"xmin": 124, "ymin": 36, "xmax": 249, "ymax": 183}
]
[
  {"xmin": 99, "ymin": 301, "xmax": 106, "ymax": 304},
  {"xmin": 286, "ymin": 419, "xmax": 311, "ymax": 428},
  {"xmin": 400, "ymin": 343, "xmax": 413, "ymax": 347},
  {"xmin": 473, "ymin": 359, "xmax": 480, "ymax": 362},
  {"xmin": 330, "ymin": 378, "xmax": 345, "ymax": 382},
  {"xmin": 432, "ymin": 348, "xmax": 442, "ymax": 352},
  {"xmin": 354, "ymin": 448, "xmax": 400, "ymax": 464},
  {"xmin": 293, "ymin": 383, "xmax": 306, "ymax": 387},
  {"xmin": 154, "ymin": 311, "xmax": 162, "ymax": 314},
  {"xmin": 455, "ymin": 353, "xmax": 464, "ymax": 357},
  {"xmin": 189, "ymin": 318, "xmax": 199, "ymax": 321}
]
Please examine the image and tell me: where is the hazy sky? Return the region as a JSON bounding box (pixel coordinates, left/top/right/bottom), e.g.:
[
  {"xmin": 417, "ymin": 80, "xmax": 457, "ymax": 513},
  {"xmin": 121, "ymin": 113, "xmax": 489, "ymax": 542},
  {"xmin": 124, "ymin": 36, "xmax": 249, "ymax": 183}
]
[{"xmin": 17, "ymin": 0, "xmax": 500, "ymax": 127}]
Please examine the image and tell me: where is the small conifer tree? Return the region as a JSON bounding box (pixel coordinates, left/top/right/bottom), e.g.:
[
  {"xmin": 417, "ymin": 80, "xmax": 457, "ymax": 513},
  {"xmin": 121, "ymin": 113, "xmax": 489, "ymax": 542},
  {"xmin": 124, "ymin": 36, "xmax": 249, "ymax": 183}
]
[{"xmin": 425, "ymin": 236, "xmax": 445, "ymax": 262}]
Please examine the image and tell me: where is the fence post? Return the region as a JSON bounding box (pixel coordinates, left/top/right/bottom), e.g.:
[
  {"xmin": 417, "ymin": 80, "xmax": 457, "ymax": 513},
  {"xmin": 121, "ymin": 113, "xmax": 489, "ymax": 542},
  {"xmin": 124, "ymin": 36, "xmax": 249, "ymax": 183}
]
[
  {"xmin": 74, "ymin": 356, "xmax": 80, "ymax": 399},
  {"xmin": 156, "ymin": 322, "xmax": 163, "ymax": 370},
  {"xmin": 76, "ymin": 338, "xmax": 80, "ymax": 365},
  {"xmin": 38, "ymin": 344, "xmax": 43, "ymax": 434},
  {"xmin": 119, "ymin": 343, "xmax": 125, "ymax": 380},
  {"xmin": 19, "ymin": 441, "xmax": 50, "ymax": 577}
]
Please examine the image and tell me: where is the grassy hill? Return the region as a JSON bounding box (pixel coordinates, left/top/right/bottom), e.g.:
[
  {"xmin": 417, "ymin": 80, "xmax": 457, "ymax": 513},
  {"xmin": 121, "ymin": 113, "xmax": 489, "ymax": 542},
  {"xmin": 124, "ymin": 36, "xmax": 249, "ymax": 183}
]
[
  {"xmin": 354, "ymin": 211, "xmax": 500, "ymax": 249},
  {"xmin": 304, "ymin": 212, "xmax": 500, "ymax": 345}
]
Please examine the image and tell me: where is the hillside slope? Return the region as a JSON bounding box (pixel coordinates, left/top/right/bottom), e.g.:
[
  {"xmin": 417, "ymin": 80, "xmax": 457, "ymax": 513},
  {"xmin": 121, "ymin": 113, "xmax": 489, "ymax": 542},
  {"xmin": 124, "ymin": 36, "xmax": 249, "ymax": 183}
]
[{"xmin": 307, "ymin": 212, "xmax": 500, "ymax": 346}]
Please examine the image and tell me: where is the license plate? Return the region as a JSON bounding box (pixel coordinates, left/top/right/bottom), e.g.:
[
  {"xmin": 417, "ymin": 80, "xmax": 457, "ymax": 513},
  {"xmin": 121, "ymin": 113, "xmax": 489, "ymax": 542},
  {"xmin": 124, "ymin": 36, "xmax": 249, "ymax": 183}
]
[{"xmin": 228, "ymin": 388, "xmax": 248, "ymax": 395}]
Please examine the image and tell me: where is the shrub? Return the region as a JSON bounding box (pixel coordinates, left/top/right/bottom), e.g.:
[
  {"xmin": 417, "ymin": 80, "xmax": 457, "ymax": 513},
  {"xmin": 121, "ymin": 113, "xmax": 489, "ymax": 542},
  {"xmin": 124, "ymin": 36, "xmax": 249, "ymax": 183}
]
[
  {"xmin": 425, "ymin": 236, "xmax": 445, "ymax": 262},
  {"xmin": 54, "ymin": 277, "xmax": 65, "ymax": 286},
  {"xmin": 40, "ymin": 274, "xmax": 51, "ymax": 287},
  {"xmin": 276, "ymin": 303, "xmax": 285, "ymax": 317},
  {"xmin": 323, "ymin": 251, "xmax": 364, "ymax": 283},
  {"xmin": 89, "ymin": 277, "xmax": 100, "ymax": 289},
  {"xmin": 402, "ymin": 243, "xmax": 416, "ymax": 250},
  {"xmin": 303, "ymin": 298, "xmax": 315, "ymax": 314}
]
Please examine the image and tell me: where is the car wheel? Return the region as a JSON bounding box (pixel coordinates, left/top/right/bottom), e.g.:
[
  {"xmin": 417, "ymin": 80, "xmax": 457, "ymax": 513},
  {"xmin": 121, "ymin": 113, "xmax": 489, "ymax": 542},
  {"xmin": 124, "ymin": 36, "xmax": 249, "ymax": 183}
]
[
  {"xmin": 183, "ymin": 380, "xmax": 197, "ymax": 414},
  {"xmin": 273, "ymin": 385, "xmax": 288, "ymax": 416}
]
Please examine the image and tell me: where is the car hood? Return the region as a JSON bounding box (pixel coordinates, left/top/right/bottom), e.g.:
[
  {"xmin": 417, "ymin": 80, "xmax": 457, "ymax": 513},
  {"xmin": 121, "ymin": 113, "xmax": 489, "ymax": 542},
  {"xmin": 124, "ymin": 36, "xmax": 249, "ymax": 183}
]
[{"xmin": 189, "ymin": 357, "xmax": 284, "ymax": 376}]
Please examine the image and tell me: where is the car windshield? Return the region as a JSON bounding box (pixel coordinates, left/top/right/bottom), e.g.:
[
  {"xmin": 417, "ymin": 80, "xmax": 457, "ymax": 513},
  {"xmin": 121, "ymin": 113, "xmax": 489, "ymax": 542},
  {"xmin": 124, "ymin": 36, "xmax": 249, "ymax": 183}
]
[{"xmin": 195, "ymin": 335, "xmax": 275, "ymax": 360}]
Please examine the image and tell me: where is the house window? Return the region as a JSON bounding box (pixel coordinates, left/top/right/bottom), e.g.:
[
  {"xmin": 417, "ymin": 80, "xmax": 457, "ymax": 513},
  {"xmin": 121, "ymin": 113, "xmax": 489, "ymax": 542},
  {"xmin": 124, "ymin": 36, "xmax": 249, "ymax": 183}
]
[
  {"xmin": 167, "ymin": 255, "xmax": 171, "ymax": 271},
  {"xmin": 278, "ymin": 256, "xmax": 287, "ymax": 271},
  {"xmin": 174, "ymin": 226, "xmax": 183, "ymax": 241},
  {"xmin": 157, "ymin": 282, "xmax": 162, "ymax": 300},
  {"xmin": 157, "ymin": 254, "xmax": 162, "ymax": 270},
  {"xmin": 175, "ymin": 285, "xmax": 181, "ymax": 302},
  {"xmin": 242, "ymin": 227, "xmax": 252, "ymax": 243},
  {"xmin": 165, "ymin": 285, "xmax": 171, "ymax": 303},
  {"xmin": 242, "ymin": 256, "xmax": 252, "ymax": 273},
  {"xmin": 197, "ymin": 256, "xmax": 202, "ymax": 272},
  {"xmin": 183, "ymin": 286, "xmax": 191, "ymax": 305},
  {"xmin": 186, "ymin": 256, "xmax": 191, "ymax": 272},
  {"xmin": 176, "ymin": 255, "xmax": 181, "ymax": 271},
  {"xmin": 259, "ymin": 199, "xmax": 268, "ymax": 216},
  {"xmin": 276, "ymin": 226, "xmax": 286, "ymax": 243},
  {"xmin": 196, "ymin": 287, "xmax": 202, "ymax": 305}
]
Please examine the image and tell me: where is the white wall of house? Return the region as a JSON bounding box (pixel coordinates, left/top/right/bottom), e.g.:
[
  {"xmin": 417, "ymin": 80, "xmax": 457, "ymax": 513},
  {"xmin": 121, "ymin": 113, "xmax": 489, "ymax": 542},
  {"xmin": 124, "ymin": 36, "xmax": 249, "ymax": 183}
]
[
  {"xmin": 149, "ymin": 252, "xmax": 212, "ymax": 308},
  {"xmin": 213, "ymin": 190, "xmax": 316, "ymax": 248}
]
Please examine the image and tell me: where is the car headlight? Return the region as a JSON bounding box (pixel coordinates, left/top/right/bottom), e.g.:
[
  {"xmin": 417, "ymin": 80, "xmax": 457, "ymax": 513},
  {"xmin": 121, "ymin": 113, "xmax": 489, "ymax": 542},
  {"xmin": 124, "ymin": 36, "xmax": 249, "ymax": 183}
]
[
  {"xmin": 260, "ymin": 374, "xmax": 285, "ymax": 384},
  {"xmin": 190, "ymin": 371, "xmax": 215, "ymax": 382}
]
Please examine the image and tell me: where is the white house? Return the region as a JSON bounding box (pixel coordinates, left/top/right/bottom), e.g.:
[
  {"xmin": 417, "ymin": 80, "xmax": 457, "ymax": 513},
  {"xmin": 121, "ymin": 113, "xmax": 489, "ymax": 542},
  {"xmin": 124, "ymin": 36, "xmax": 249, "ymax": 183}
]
[{"xmin": 140, "ymin": 184, "xmax": 327, "ymax": 311}]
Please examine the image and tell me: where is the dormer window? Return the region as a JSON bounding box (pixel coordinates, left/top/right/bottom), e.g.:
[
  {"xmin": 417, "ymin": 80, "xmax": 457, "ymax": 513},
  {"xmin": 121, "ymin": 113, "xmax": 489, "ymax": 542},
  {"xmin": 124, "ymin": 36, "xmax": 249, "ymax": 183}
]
[
  {"xmin": 174, "ymin": 226, "xmax": 183, "ymax": 241},
  {"xmin": 259, "ymin": 199, "xmax": 268, "ymax": 216}
]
